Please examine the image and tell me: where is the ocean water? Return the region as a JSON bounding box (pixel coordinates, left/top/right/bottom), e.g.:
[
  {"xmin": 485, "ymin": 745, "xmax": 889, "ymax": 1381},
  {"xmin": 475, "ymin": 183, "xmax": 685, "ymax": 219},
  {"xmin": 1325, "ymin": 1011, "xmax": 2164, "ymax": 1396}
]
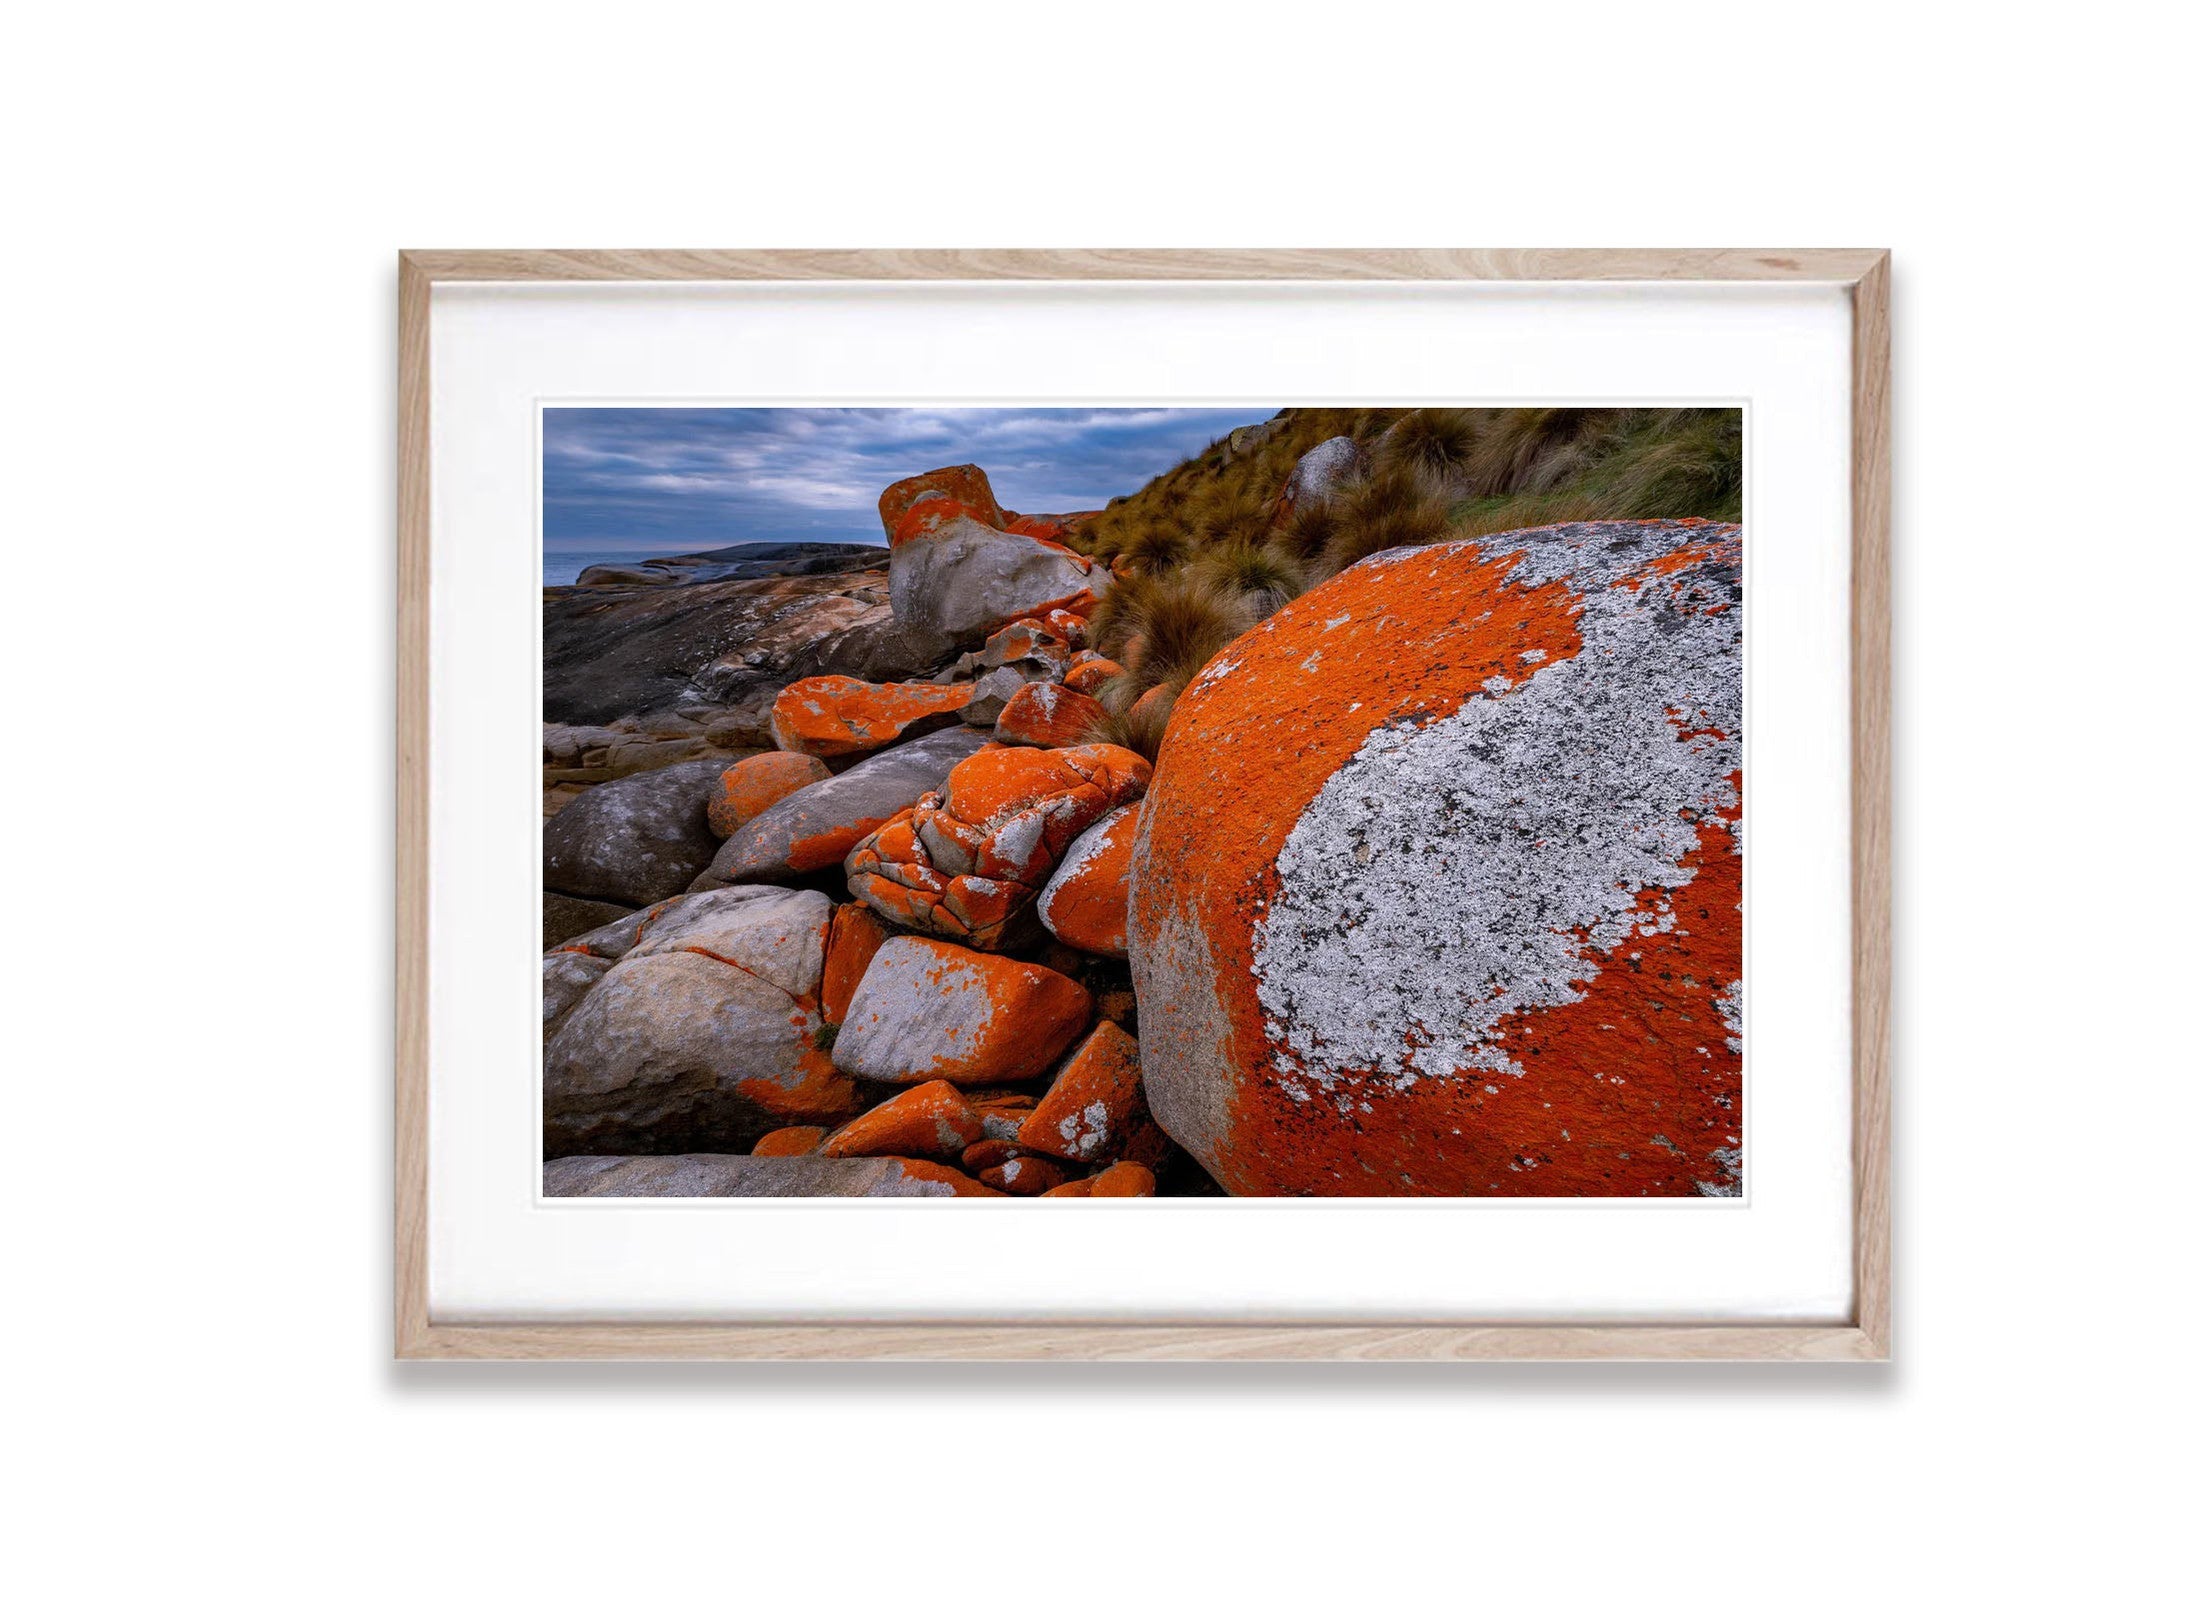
[{"xmin": 543, "ymin": 549, "xmax": 645, "ymax": 586}]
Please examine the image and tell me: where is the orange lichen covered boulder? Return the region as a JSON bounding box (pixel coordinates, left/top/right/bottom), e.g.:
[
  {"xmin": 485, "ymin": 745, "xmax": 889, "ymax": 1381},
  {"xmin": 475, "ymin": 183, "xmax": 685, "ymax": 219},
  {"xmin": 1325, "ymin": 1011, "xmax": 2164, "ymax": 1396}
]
[
  {"xmin": 751, "ymin": 1125, "xmax": 827, "ymax": 1157},
  {"xmin": 1036, "ymin": 801, "xmax": 1138, "ymax": 956},
  {"xmin": 770, "ymin": 675, "xmax": 974, "ymax": 758},
  {"xmin": 820, "ymin": 901, "xmax": 895, "ymax": 1026},
  {"xmin": 1090, "ymin": 1161, "xmax": 1157, "ymax": 1198},
  {"xmin": 831, "ymin": 935, "xmax": 1093, "ymax": 1086},
  {"xmin": 977, "ymin": 1154, "xmax": 1071, "ymax": 1195},
  {"xmin": 845, "ymin": 743, "xmax": 1151, "ymax": 950},
  {"xmin": 1040, "ymin": 1177, "xmax": 1095, "ymax": 1198},
  {"xmin": 1039, "ymin": 608, "xmax": 1089, "ymax": 647},
  {"xmin": 979, "ymin": 620, "xmax": 1074, "ymax": 671},
  {"xmin": 817, "ymin": 1081, "xmax": 986, "ymax": 1160},
  {"xmin": 994, "ymin": 682, "xmax": 1111, "ymax": 749},
  {"xmin": 1063, "ymin": 654, "xmax": 1123, "ymax": 695},
  {"xmin": 1000, "ymin": 514, "xmax": 1069, "ymax": 545},
  {"xmin": 1018, "ymin": 1020, "xmax": 1147, "ymax": 1164},
  {"xmin": 880, "ymin": 464, "xmax": 1008, "ymax": 541},
  {"xmin": 708, "ymin": 751, "xmax": 832, "ymax": 840},
  {"xmin": 1129, "ymin": 522, "xmax": 1745, "ymax": 1198},
  {"xmin": 889, "ymin": 505, "xmax": 1112, "ymax": 650}
]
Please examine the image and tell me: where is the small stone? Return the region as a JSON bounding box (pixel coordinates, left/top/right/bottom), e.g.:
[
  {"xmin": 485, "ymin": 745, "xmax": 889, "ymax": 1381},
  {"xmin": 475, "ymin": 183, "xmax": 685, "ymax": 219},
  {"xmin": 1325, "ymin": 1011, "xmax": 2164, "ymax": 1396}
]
[
  {"xmin": 817, "ymin": 1081, "xmax": 986, "ymax": 1160},
  {"xmin": 708, "ymin": 751, "xmax": 833, "ymax": 840},
  {"xmin": 994, "ymin": 682, "xmax": 1112, "ymax": 749},
  {"xmin": 831, "ymin": 936, "xmax": 1092, "ymax": 1086},
  {"xmin": 752, "ymin": 1126, "xmax": 828, "ymax": 1157},
  {"xmin": 1090, "ymin": 1161, "xmax": 1157, "ymax": 1198},
  {"xmin": 978, "ymin": 1154, "xmax": 1071, "ymax": 1195},
  {"xmin": 1018, "ymin": 1021, "xmax": 1146, "ymax": 1164}
]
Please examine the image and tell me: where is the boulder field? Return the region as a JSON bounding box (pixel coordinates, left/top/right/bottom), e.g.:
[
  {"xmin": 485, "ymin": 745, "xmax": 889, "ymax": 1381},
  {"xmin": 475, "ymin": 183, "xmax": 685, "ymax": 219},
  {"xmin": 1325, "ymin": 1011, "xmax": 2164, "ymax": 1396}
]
[{"xmin": 544, "ymin": 453, "xmax": 1743, "ymax": 1201}]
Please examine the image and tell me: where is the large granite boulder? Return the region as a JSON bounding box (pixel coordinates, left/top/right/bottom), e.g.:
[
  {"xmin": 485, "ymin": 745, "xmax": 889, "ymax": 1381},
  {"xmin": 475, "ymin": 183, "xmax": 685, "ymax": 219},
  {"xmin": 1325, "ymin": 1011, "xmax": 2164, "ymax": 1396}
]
[
  {"xmin": 888, "ymin": 507, "xmax": 1109, "ymax": 651},
  {"xmin": 543, "ymin": 757, "xmax": 737, "ymax": 907},
  {"xmin": 543, "ymin": 885, "xmax": 859, "ymax": 1156},
  {"xmin": 880, "ymin": 464, "xmax": 1010, "ymax": 542},
  {"xmin": 545, "ymin": 1153, "xmax": 995, "ymax": 1198},
  {"xmin": 1128, "ymin": 521, "xmax": 1745, "ymax": 1198},
  {"xmin": 691, "ymin": 726, "xmax": 991, "ymax": 888}
]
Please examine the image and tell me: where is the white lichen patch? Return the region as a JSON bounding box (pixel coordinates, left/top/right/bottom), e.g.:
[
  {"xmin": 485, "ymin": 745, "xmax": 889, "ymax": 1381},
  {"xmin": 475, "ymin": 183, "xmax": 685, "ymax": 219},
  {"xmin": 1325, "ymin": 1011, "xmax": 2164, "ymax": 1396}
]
[
  {"xmin": 1252, "ymin": 524, "xmax": 1741, "ymax": 1098},
  {"xmin": 1716, "ymin": 978, "xmax": 1745, "ymax": 1054}
]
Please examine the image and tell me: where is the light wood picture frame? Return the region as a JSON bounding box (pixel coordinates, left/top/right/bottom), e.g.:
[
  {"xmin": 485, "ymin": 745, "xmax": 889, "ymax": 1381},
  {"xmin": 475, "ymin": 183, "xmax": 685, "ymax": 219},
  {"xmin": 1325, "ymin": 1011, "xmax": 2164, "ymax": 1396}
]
[{"xmin": 397, "ymin": 248, "xmax": 1890, "ymax": 1361}]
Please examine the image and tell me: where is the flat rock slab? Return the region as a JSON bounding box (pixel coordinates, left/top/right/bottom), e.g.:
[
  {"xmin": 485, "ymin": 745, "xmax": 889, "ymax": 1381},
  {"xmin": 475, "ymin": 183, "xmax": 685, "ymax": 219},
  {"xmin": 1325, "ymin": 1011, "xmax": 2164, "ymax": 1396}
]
[{"xmin": 544, "ymin": 1153, "xmax": 990, "ymax": 1198}]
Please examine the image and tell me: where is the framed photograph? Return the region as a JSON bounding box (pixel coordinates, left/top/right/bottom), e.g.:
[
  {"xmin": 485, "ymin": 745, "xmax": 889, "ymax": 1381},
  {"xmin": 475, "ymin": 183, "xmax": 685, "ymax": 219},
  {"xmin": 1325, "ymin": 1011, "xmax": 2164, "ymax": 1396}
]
[{"xmin": 397, "ymin": 249, "xmax": 1889, "ymax": 1359}]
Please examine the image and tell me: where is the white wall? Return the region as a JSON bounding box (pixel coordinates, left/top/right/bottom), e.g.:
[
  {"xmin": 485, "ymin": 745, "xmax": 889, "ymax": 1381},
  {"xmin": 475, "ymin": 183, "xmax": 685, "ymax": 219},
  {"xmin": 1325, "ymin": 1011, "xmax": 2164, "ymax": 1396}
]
[{"xmin": 9, "ymin": 3, "xmax": 2188, "ymax": 1593}]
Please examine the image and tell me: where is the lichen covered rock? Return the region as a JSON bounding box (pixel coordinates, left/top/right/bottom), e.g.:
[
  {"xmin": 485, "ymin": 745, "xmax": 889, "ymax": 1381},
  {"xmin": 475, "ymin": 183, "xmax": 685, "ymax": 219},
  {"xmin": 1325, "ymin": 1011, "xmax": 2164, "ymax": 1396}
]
[
  {"xmin": 889, "ymin": 507, "xmax": 1110, "ymax": 650},
  {"xmin": 770, "ymin": 675, "xmax": 975, "ymax": 758},
  {"xmin": 1129, "ymin": 522, "xmax": 1744, "ymax": 1198},
  {"xmin": 831, "ymin": 935, "xmax": 1092, "ymax": 1086},
  {"xmin": 880, "ymin": 465, "xmax": 1009, "ymax": 542},
  {"xmin": 708, "ymin": 751, "xmax": 832, "ymax": 840},
  {"xmin": 545, "ymin": 1153, "xmax": 996, "ymax": 1198},
  {"xmin": 1036, "ymin": 801, "xmax": 1139, "ymax": 956},
  {"xmin": 994, "ymin": 682, "xmax": 1111, "ymax": 749},
  {"xmin": 1018, "ymin": 1020, "xmax": 1146, "ymax": 1164},
  {"xmin": 845, "ymin": 743, "xmax": 1151, "ymax": 950}
]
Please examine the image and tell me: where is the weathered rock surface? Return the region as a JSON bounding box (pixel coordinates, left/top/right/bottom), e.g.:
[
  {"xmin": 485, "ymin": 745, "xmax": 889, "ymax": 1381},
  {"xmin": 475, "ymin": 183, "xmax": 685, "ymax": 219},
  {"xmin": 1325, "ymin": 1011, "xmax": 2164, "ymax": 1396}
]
[
  {"xmin": 955, "ymin": 666, "xmax": 1028, "ymax": 726},
  {"xmin": 1129, "ymin": 522, "xmax": 1745, "ymax": 1198},
  {"xmin": 994, "ymin": 682, "xmax": 1110, "ymax": 749},
  {"xmin": 832, "ymin": 935, "xmax": 1092, "ymax": 1085},
  {"xmin": 845, "ymin": 743, "xmax": 1150, "ymax": 950},
  {"xmin": 1036, "ymin": 800, "xmax": 1139, "ymax": 956},
  {"xmin": 1274, "ymin": 435, "xmax": 1368, "ymax": 522},
  {"xmin": 820, "ymin": 902, "xmax": 895, "ymax": 1026},
  {"xmin": 545, "ymin": 561, "xmax": 954, "ymax": 727},
  {"xmin": 543, "ymin": 757, "xmax": 737, "ymax": 907},
  {"xmin": 880, "ymin": 465, "xmax": 1009, "ymax": 542},
  {"xmin": 770, "ymin": 675, "xmax": 974, "ymax": 758},
  {"xmin": 544, "ymin": 1153, "xmax": 994, "ymax": 1198},
  {"xmin": 571, "ymin": 541, "xmax": 889, "ymax": 589},
  {"xmin": 708, "ymin": 751, "xmax": 832, "ymax": 840},
  {"xmin": 692, "ymin": 726, "xmax": 992, "ymax": 888},
  {"xmin": 817, "ymin": 1081, "xmax": 987, "ymax": 1160},
  {"xmin": 543, "ymin": 885, "xmax": 858, "ymax": 1155},
  {"xmin": 889, "ymin": 509, "xmax": 1109, "ymax": 650},
  {"xmin": 1018, "ymin": 1021, "xmax": 1146, "ymax": 1164},
  {"xmin": 1063, "ymin": 654, "xmax": 1124, "ymax": 695},
  {"xmin": 545, "ymin": 891, "xmax": 633, "ymax": 950}
]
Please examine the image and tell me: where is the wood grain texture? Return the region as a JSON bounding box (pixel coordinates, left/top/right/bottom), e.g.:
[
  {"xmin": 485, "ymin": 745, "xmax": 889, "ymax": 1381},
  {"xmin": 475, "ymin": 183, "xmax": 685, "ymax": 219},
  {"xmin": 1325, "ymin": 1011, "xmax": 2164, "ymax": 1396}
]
[
  {"xmin": 393, "ymin": 248, "xmax": 1893, "ymax": 1360},
  {"xmin": 399, "ymin": 247, "xmax": 1884, "ymax": 285},
  {"xmin": 1849, "ymin": 253, "xmax": 1894, "ymax": 1359}
]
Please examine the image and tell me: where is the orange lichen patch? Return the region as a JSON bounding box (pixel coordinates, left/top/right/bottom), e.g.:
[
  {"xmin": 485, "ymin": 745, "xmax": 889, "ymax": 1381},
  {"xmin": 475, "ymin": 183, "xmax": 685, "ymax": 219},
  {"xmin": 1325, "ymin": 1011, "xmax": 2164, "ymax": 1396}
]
[
  {"xmin": 820, "ymin": 902, "xmax": 895, "ymax": 1026},
  {"xmin": 845, "ymin": 745, "xmax": 1151, "ymax": 950},
  {"xmin": 978, "ymin": 620, "xmax": 1073, "ymax": 668},
  {"xmin": 1117, "ymin": 1118, "xmax": 1175, "ymax": 1170},
  {"xmin": 708, "ymin": 752, "xmax": 832, "ymax": 840},
  {"xmin": 1018, "ymin": 1020, "xmax": 1146, "ymax": 1163},
  {"xmin": 880, "ymin": 465, "xmax": 1007, "ymax": 541},
  {"xmin": 1000, "ymin": 514, "xmax": 1070, "ymax": 546},
  {"xmin": 817, "ymin": 1081, "xmax": 986, "ymax": 1160},
  {"xmin": 1039, "ymin": 1177, "xmax": 1095, "ymax": 1198},
  {"xmin": 958, "ymin": 1137, "xmax": 1027, "ymax": 1171},
  {"xmin": 1130, "ymin": 527, "xmax": 1745, "ymax": 1197},
  {"xmin": 1039, "ymin": 608, "xmax": 1089, "ymax": 647},
  {"xmin": 770, "ymin": 676, "xmax": 975, "ymax": 759},
  {"xmin": 994, "ymin": 682, "xmax": 1111, "ymax": 749},
  {"xmin": 751, "ymin": 1125, "xmax": 827, "ymax": 1157},
  {"xmin": 734, "ymin": 1047, "xmax": 867, "ymax": 1126},
  {"xmin": 977, "ymin": 1154, "xmax": 1071, "ymax": 1195},
  {"xmin": 1089, "ymin": 1161, "xmax": 1157, "ymax": 1198},
  {"xmin": 1095, "ymin": 989, "xmax": 1137, "ymax": 1029},
  {"xmin": 1063, "ymin": 655, "xmax": 1123, "ymax": 695},
  {"xmin": 1036, "ymin": 801, "xmax": 1139, "ymax": 956},
  {"xmin": 881, "ymin": 1157, "xmax": 1001, "ymax": 1197},
  {"xmin": 830, "ymin": 935, "xmax": 1094, "ymax": 1085}
]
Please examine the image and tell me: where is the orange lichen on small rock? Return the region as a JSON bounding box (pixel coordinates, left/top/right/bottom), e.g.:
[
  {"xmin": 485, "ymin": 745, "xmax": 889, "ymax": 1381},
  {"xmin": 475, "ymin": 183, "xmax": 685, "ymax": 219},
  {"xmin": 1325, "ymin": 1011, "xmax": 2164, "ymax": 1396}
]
[
  {"xmin": 708, "ymin": 752, "xmax": 832, "ymax": 840},
  {"xmin": 770, "ymin": 676, "xmax": 975, "ymax": 758},
  {"xmin": 1039, "ymin": 1177, "xmax": 1095, "ymax": 1198},
  {"xmin": 1089, "ymin": 1161, "xmax": 1157, "ymax": 1198},
  {"xmin": 1039, "ymin": 608, "xmax": 1089, "ymax": 647},
  {"xmin": 1063, "ymin": 654, "xmax": 1124, "ymax": 695},
  {"xmin": 845, "ymin": 744, "xmax": 1150, "ymax": 950},
  {"xmin": 977, "ymin": 1154, "xmax": 1071, "ymax": 1195},
  {"xmin": 1036, "ymin": 801, "xmax": 1139, "ymax": 957},
  {"xmin": 830, "ymin": 935, "xmax": 1093, "ymax": 1085},
  {"xmin": 817, "ymin": 1081, "xmax": 986, "ymax": 1160},
  {"xmin": 1018, "ymin": 1020, "xmax": 1147, "ymax": 1164},
  {"xmin": 880, "ymin": 465, "xmax": 1008, "ymax": 541},
  {"xmin": 879, "ymin": 1157, "xmax": 1001, "ymax": 1197},
  {"xmin": 751, "ymin": 1125, "xmax": 827, "ymax": 1157},
  {"xmin": 994, "ymin": 682, "xmax": 1111, "ymax": 749},
  {"xmin": 820, "ymin": 901, "xmax": 895, "ymax": 1026}
]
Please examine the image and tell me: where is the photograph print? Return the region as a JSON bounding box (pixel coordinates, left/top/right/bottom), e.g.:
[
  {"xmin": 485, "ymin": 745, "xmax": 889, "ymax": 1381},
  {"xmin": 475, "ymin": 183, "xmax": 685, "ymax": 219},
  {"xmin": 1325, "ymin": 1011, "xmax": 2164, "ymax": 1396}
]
[{"xmin": 541, "ymin": 405, "xmax": 1743, "ymax": 1200}]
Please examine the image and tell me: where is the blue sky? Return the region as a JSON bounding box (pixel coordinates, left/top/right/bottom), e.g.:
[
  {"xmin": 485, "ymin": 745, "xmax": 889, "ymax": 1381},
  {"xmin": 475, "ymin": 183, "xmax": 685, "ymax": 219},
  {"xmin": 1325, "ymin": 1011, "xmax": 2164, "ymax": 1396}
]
[{"xmin": 543, "ymin": 406, "xmax": 1277, "ymax": 554}]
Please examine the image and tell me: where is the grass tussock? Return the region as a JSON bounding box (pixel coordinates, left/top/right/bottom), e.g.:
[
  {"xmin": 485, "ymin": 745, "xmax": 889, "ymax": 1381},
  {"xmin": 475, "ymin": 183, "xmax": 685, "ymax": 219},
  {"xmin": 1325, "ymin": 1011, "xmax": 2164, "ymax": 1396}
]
[{"xmin": 1066, "ymin": 406, "xmax": 1741, "ymax": 764}]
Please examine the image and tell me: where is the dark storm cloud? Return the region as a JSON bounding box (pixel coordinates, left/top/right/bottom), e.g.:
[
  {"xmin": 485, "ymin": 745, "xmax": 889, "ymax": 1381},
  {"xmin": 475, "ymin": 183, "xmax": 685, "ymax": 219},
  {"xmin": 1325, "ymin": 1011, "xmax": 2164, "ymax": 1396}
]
[{"xmin": 542, "ymin": 406, "xmax": 1278, "ymax": 553}]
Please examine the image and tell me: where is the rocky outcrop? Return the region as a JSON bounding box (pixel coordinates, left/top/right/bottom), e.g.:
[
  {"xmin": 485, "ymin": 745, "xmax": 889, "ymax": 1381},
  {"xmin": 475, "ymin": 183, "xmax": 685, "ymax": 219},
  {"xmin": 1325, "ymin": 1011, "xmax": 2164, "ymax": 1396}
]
[
  {"xmin": 543, "ymin": 757, "xmax": 737, "ymax": 907},
  {"xmin": 543, "ymin": 886, "xmax": 860, "ymax": 1156},
  {"xmin": 880, "ymin": 465, "xmax": 1010, "ymax": 542},
  {"xmin": 544, "ymin": 1153, "xmax": 996, "ymax": 1198},
  {"xmin": 831, "ymin": 936, "xmax": 1092, "ymax": 1086},
  {"xmin": 691, "ymin": 726, "xmax": 992, "ymax": 888},
  {"xmin": 844, "ymin": 743, "xmax": 1150, "ymax": 950},
  {"xmin": 572, "ymin": 541, "xmax": 889, "ymax": 588},
  {"xmin": 889, "ymin": 508, "xmax": 1109, "ymax": 651},
  {"xmin": 1128, "ymin": 522, "xmax": 1744, "ymax": 1198},
  {"xmin": 769, "ymin": 676, "xmax": 974, "ymax": 758}
]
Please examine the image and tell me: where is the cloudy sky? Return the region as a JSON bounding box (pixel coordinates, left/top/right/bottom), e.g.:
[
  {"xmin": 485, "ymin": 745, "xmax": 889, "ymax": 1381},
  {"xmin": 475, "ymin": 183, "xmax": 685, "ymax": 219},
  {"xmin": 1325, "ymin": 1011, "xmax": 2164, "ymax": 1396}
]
[{"xmin": 543, "ymin": 406, "xmax": 1277, "ymax": 554}]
